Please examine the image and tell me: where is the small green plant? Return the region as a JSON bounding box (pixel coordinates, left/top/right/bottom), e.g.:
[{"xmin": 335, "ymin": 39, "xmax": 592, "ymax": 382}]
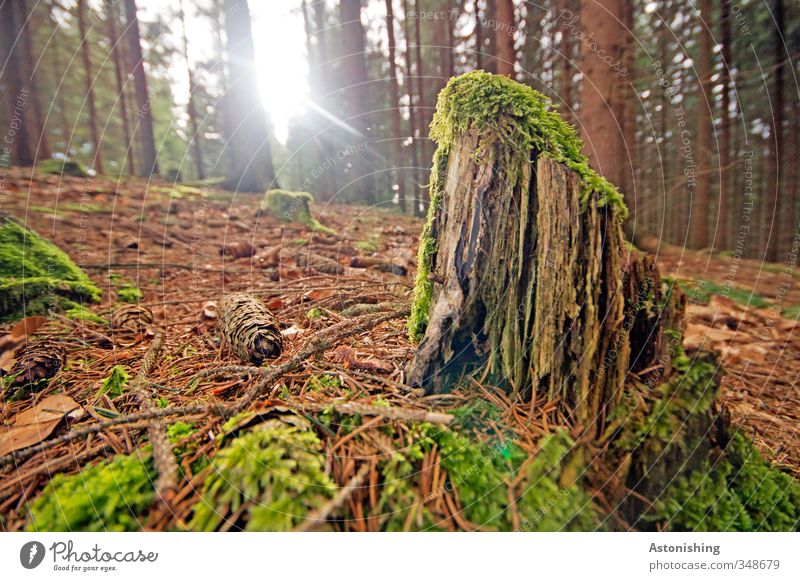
[
  {"xmin": 680, "ymin": 278, "xmax": 770, "ymax": 309},
  {"xmin": 306, "ymin": 307, "xmax": 324, "ymax": 321},
  {"xmin": 38, "ymin": 158, "xmax": 89, "ymax": 177},
  {"xmin": 27, "ymin": 452, "xmax": 155, "ymax": 532},
  {"xmin": 97, "ymin": 365, "xmax": 129, "ymax": 399},
  {"xmin": 117, "ymin": 285, "xmax": 143, "ymax": 303}
]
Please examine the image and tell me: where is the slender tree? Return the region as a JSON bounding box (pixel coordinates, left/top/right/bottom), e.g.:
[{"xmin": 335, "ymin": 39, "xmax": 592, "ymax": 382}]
[
  {"xmin": 178, "ymin": 0, "xmax": 205, "ymax": 180},
  {"xmin": 18, "ymin": 0, "xmax": 50, "ymax": 161},
  {"xmin": 385, "ymin": 0, "xmax": 406, "ymax": 212},
  {"xmin": 495, "ymin": 0, "xmax": 516, "ymax": 76},
  {"xmin": 718, "ymin": 0, "xmax": 732, "ymax": 249},
  {"xmin": 474, "ymin": 0, "xmax": 484, "ymax": 69},
  {"xmin": 765, "ymin": 0, "xmax": 785, "ymax": 261},
  {"xmin": 401, "ymin": 0, "xmax": 422, "ymax": 215},
  {"xmin": 692, "ymin": 0, "xmax": 712, "ymax": 249},
  {"xmin": 77, "ymin": 0, "xmax": 105, "ymax": 174},
  {"xmin": 222, "ymin": 0, "xmax": 276, "ymax": 192},
  {"xmin": 558, "ymin": 0, "xmax": 573, "ymax": 119},
  {"xmin": 412, "ymin": 0, "xmax": 429, "ymax": 209},
  {"xmin": 105, "ymin": 0, "xmax": 136, "ymax": 175},
  {"xmin": 123, "ymin": 0, "xmax": 159, "ymax": 177}
]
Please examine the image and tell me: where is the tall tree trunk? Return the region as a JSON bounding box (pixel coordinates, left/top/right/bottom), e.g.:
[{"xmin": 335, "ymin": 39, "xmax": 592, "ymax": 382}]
[
  {"xmin": 621, "ymin": 0, "xmax": 636, "ymax": 208},
  {"xmin": 412, "ymin": 0, "xmax": 429, "ymax": 211},
  {"xmin": 123, "ymin": 0, "xmax": 159, "ymax": 177},
  {"xmin": 401, "ymin": 0, "xmax": 422, "ymax": 216},
  {"xmin": 558, "ymin": 0, "xmax": 572, "ymax": 119},
  {"xmin": 474, "ymin": 0, "xmax": 483, "ymax": 69},
  {"xmin": 483, "ymin": 0, "xmax": 497, "ymax": 73},
  {"xmin": 495, "ymin": 0, "xmax": 516, "ymax": 76},
  {"xmin": 178, "ymin": 0, "xmax": 205, "ymax": 180},
  {"xmin": 77, "ymin": 0, "xmax": 104, "ymax": 174},
  {"xmin": 221, "ymin": 0, "xmax": 276, "ymax": 192},
  {"xmin": 692, "ymin": 0, "xmax": 712, "ymax": 249},
  {"xmin": 577, "ymin": 1, "xmax": 626, "ymax": 216},
  {"xmin": 718, "ymin": 0, "xmax": 732, "ymax": 250},
  {"xmin": 0, "ymin": 2, "xmax": 34, "ymax": 166},
  {"xmin": 105, "ymin": 0, "xmax": 136, "ymax": 175},
  {"xmin": 47, "ymin": 5, "xmax": 71, "ymax": 155},
  {"xmin": 18, "ymin": 0, "xmax": 50, "ymax": 161},
  {"xmin": 765, "ymin": 0, "xmax": 784, "ymax": 261},
  {"xmin": 339, "ymin": 0, "xmax": 373, "ymax": 203},
  {"xmin": 385, "ymin": 0, "xmax": 406, "ymax": 212}
]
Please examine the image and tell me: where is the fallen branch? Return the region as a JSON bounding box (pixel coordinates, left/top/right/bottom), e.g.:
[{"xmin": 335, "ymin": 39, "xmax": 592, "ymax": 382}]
[{"xmin": 297, "ymin": 401, "xmax": 454, "ymax": 425}]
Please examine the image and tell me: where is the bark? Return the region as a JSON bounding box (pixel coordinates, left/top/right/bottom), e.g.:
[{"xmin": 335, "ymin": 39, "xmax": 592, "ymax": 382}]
[
  {"xmin": 105, "ymin": 0, "xmax": 136, "ymax": 175},
  {"xmin": 77, "ymin": 0, "xmax": 104, "ymax": 174},
  {"xmin": 401, "ymin": 0, "xmax": 422, "ymax": 216},
  {"xmin": 221, "ymin": 0, "xmax": 277, "ymax": 192},
  {"xmin": 718, "ymin": 0, "xmax": 732, "ymax": 249},
  {"xmin": 18, "ymin": 0, "xmax": 50, "ymax": 161},
  {"xmin": 692, "ymin": 0, "xmax": 712, "ymax": 249},
  {"xmin": 178, "ymin": 0, "xmax": 205, "ymax": 180},
  {"xmin": 577, "ymin": 0, "xmax": 625, "ymax": 197},
  {"xmin": 412, "ymin": 0, "xmax": 429, "ymax": 211},
  {"xmin": 765, "ymin": 0, "xmax": 785, "ymax": 261},
  {"xmin": 0, "ymin": 1, "xmax": 36, "ymax": 166},
  {"xmin": 123, "ymin": 0, "xmax": 159, "ymax": 177},
  {"xmin": 495, "ymin": 0, "xmax": 516, "ymax": 76},
  {"xmin": 385, "ymin": 0, "xmax": 406, "ymax": 212}
]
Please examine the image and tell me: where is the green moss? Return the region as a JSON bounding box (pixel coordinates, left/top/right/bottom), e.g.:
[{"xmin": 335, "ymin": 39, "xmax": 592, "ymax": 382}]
[
  {"xmin": 97, "ymin": 365, "xmax": 130, "ymax": 399},
  {"xmin": 38, "ymin": 158, "xmax": 89, "ymax": 177},
  {"xmin": 27, "ymin": 452, "xmax": 155, "ymax": 532},
  {"xmin": 0, "ymin": 216, "xmax": 101, "ymax": 322},
  {"xmin": 651, "ymin": 434, "xmax": 800, "ymax": 531},
  {"xmin": 306, "ymin": 307, "xmax": 324, "ymax": 321},
  {"xmin": 354, "ymin": 240, "xmax": 378, "ymax": 253},
  {"xmin": 261, "ymin": 189, "xmax": 335, "ymax": 236},
  {"xmin": 680, "ymin": 278, "xmax": 770, "ymax": 309},
  {"xmin": 189, "ymin": 423, "xmax": 336, "ymax": 531},
  {"xmin": 429, "ymin": 71, "xmax": 627, "ymax": 217},
  {"xmin": 63, "ymin": 300, "xmax": 106, "ymax": 324},
  {"xmin": 410, "ymin": 72, "xmax": 627, "ymax": 340},
  {"xmin": 117, "ymin": 285, "xmax": 143, "ymax": 303}
]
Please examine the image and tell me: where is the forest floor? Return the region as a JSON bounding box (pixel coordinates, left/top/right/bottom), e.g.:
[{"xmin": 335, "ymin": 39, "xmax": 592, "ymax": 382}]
[{"xmin": 0, "ymin": 169, "xmax": 798, "ymax": 530}]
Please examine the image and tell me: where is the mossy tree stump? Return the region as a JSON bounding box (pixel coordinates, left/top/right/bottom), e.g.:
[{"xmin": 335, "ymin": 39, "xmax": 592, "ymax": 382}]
[{"xmin": 406, "ymin": 72, "xmax": 652, "ymax": 430}]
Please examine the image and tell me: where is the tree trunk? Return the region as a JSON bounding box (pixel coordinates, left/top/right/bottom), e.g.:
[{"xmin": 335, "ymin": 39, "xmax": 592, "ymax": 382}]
[
  {"xmin": 105, "ymin": 0, "xmax": 136, "ymax": 175},
  {"xmin": 495, "ymin": 0, "xmax": 516, "ymax": 76},
  {"xmin": 401, "ymin": 0, "xmax": 422, "ymax": 216},
  {"xmin": 765, "ymin": 0, "xmax": 785, "ymax": 262},
  {"xmin": 412, "ymin": 0, "xmax": 429, "ymax": 211},
  {"xmin": 474, "ymin": 0, "xmax": 483, "ymax": 69},
  {"xmin": 178, "ymin": 0, "xmax": 205, "ymax": 180},
  {"xmin": 558, "ymin": 0, "xmax": 572, "ymax": 120},
  {"xmin": 18, "ymin": 0, "xmax": 51, "ymax": 161},
  {"xmin": 385, "ymin": 0, "xmax": 406, "ymax": 212},
  {"xmin": 406, "ymin": 72, "xmax": 680, "ymax": 435},
  {"xmin": 123, "ymin": 0, "xmax": 159, "ymax": 177},
  {"xmin": 692, "ymin": 0, "xmax": 712, "ymax": 249},
  {"xmin": 1, "ymin": 1, "xmax": 37, "ymax": 166},
  {"xmin": 718, "ymin": 0, "xmax": 732, "ymax": 250},
  {"xmin": 221, "ymin": 0, "xmax": 277, "ymax": 192},
  {"xmin": 77, "ymin": 0, "xmax": 104, "ymax": 174}
]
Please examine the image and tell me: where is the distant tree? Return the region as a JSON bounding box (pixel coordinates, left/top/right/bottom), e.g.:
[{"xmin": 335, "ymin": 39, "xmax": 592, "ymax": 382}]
[
  {"xmin": 338, "ymin": 0, "xmax": 373, "ymax": 203},
  {"xmin": 385, "ymin": 0, "xmax": 406, "ymax": 212},
  {"xmin": 1, "ymin": 1, "xmax": 38, "ymax": 166},
  {"xmin": 222, "ymin": 0, "xmax": 276, "ymax": 192},
  {"xmin": 401, "ymin": 0, "xmax": 422, "ymax": 215},
  {"xmin": 123, "ymin": 0, "xmax": 159, "ymax": 177},
  {"xmin": 178, "ymin": 0, "xmax": 205, "ymax": 180},
  {"xmin": 18, "ymin": 0, "xmax": 50, "ymax": 161},
  {"xmin": 495, "ymin": 0, "xmax": 516, "ymax": 76},
  {"xmin": 692, "ymin": 0, "xmax": 712, "ymax": 249},
  {"xmin": 718, "ymin": 0, "xmax": 732, "ymax": 249},
  {"xmin": 765, "ymin": 0, "xmax": 785, "ymax": 261},
  {"xmin": 77, "ymin": 0, "xmax": 104, "ymax": 174},
  {"xmin": 105, "ymin": 0, "xmax": 135, "ymax": 175}
]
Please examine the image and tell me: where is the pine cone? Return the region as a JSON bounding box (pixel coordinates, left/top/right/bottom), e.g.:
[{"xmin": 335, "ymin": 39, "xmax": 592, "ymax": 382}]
[
  {"xmin": 3, "ymin": 339, "xmax": 66, "ymax": 400},
  {"xmin": 111, "ymin": 304, "xmax": 154, "ymax": 334},
  {"xmin": 219, "ymin": 293, "xmax": 283, "ymax": 365}
]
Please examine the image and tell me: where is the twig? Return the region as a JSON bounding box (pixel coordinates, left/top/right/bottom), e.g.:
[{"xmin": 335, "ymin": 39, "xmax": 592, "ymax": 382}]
[
  {"xmin": 294, "ymin": 463, "xmax": 371, "ymax": 532},
  {"xmin": 297, "ymin": 401, "xmax": 454, "ymax": 425},
  {"xmin": 128, "ymin": 334, "xmax": 179, "ymax": 502}
]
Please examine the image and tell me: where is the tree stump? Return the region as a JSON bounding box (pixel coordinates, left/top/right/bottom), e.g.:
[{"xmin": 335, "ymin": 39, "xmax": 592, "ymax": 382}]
[{"xmin": 406, "ymin": 72, "xmax": 670, "ymax": 429}]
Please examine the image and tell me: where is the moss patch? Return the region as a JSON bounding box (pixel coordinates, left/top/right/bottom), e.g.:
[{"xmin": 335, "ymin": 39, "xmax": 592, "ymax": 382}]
[
  {"xmin": 261, "ymin": 189, "xmax": 335, "ymax": 236},
  {"xmin": 38, "ymin": 158, "xmax": 89, "ymax": 177},
  {"xmin": 0, "ymin": 216, "xmax": 101, "ymax": 322},
  {"xmin": 27, "ymin": 452, "xmax": 155, "ymax": 532},
  {"xmin": 189, "ymin": 422, "xmax": 336, "ymax": 531}
]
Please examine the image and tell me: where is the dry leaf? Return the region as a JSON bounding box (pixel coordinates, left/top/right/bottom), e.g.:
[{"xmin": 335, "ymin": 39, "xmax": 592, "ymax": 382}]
[
  {"xmin": 0, "ymin": 394, "xmax": 83, "ymax": 456},
  {"xmin": 0, "ymin": 316, "xmax": 49, "ymax": 371}
]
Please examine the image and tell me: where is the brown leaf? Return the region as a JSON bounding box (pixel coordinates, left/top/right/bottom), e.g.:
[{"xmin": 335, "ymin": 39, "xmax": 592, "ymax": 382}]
[
  {"xmin": 303, "ymin": 289, "xmax": 336, "ymax": 302},
  {"xmin": 0, "ymin": 394, "xmax": 83, "ymax": 456},
  {"xmin": 220, "ymin": 240, "xmax": 255, "ymax": 259},
  {"xmin": 0, "ymin": 316, "xmax": 49, "ymax": 371}
]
